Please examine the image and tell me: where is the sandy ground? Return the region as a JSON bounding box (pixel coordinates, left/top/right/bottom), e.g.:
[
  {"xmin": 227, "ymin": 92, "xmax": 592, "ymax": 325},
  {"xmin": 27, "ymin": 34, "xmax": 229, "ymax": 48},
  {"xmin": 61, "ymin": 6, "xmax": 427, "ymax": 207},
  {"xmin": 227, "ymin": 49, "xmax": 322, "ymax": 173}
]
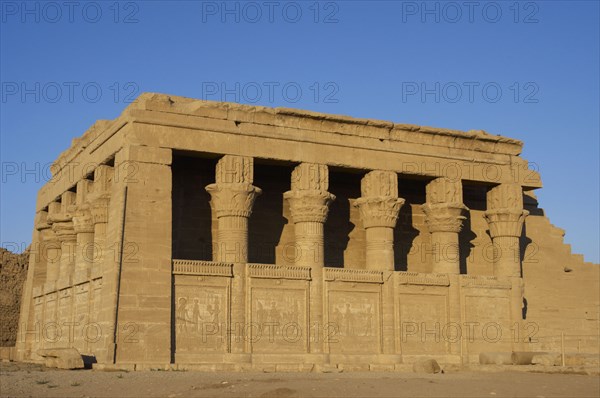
[{"xmin": 1, "ymin": 362, "xmax": 599, "ymax": 398}]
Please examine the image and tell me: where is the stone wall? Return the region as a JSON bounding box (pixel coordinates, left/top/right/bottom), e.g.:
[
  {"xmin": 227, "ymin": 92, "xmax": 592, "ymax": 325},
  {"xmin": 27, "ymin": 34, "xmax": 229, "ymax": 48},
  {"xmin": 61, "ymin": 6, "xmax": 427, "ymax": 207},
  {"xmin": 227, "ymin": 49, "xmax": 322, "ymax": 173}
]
[
  {"xmin": 0, "ymin": 248, "xmax": 29, "ymax": 346},
  {"xmin": 521, "ymin": 193, "xmax": 599, "ymax": 353}
]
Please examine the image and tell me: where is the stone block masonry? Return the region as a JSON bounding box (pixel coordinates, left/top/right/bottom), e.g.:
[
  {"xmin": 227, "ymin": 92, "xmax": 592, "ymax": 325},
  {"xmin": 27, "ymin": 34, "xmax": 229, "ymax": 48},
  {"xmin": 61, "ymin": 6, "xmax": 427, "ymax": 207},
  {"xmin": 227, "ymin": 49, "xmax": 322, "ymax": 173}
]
[{"xmin": 13, "ymin": 93, "xmax": 598, "ymax": 369}]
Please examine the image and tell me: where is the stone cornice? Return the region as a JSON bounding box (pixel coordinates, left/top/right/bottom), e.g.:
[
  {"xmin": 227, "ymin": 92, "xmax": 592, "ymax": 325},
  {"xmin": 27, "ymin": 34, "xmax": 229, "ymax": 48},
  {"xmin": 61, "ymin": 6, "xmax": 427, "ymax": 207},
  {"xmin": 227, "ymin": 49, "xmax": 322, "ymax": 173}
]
[
  {"xmin": 130, "ymin": 93, "xmax": 523, "ymax": 152},
  {"xmin": 37, "ymin": 93, "xmax": 542, "ymax": 212}
]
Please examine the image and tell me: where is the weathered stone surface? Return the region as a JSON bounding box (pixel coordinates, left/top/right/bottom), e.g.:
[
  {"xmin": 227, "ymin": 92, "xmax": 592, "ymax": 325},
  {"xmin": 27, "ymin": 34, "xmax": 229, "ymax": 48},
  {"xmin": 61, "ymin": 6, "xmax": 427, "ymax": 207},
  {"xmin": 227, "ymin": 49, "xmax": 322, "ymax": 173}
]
[
  {"xmin": 479, "ymin": 352, "xmax": 513, "ymax": 365},
  {"xmin": 10, "ymin": 94, "xmax": 597, "ymax": 370},
  {"xmin": 531, "ymin": 353, "xmax": 561, "ymax": 366},
  {"xmin": 412, "ymin": 359, "xmax": 442, "ymax": 374},
  {"xmin": 0, "ymin": 248, "xmax": 28, "ymax": 346},
  {"xmin": 37, "ymin": 348, "xmax": 84, "ymax": 369}
]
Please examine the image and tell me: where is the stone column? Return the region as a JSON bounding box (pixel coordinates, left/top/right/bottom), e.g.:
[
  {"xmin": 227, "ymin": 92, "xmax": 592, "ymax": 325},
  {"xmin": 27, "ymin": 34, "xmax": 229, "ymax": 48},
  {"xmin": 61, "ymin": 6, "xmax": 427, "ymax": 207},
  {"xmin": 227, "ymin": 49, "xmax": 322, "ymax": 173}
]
[
  {"xmin": 43, "ymin": 202, "xmax": 62, "ymax": 293},
  {"xmin": 73, "ymin": 179, "xmax": 95, "ymax": 285},
  {"xmin": 354, "ymin": 170, "xmax": 404, "ymax": 271},
  {"xmin": 484, "ymin": 183, "xmax": 529, "ymax": 277},
  {"xmin": 422, "ymin": 177, "xmax": 468, "ymax": 274},
  {"xmin": 48, "ymin": 192, "xmax": 77, "ymax": 290},
  {"xmin": 205, "ymin": 155, "xmax": 261, "ymax": 264},
  {"xmin": 206, "ymin": 155, "xmax": 260, "ymax": 356},
  {"xmin": 284, "ymin": 163, "xmax": 335, "ymax": 268},
  {"xmin": 354, "ymin": 170, "xmax": 403, "ymax": 356},
  {"xmin": 88, "ymin": 165, "xmax": 113, "ymax": 280},
  {"xmin": 284, "ymin": 163, "xmax": 335, "ymax": 355},
  {"xmin": 16, "ymin": 211, "xmax": 50, "ymax": 360},
  {"xmin": 33, "ymin": 211, "xmax": 50, "ymax": 290}
]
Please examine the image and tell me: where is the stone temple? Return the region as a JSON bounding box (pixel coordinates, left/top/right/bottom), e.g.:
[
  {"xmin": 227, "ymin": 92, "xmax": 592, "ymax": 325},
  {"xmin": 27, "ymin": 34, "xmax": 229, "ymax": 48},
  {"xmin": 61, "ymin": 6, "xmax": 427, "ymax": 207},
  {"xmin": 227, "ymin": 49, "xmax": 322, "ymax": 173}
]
[{"xmin": 15, "ymin": 93, "xmax": 599, "ymax": 370}]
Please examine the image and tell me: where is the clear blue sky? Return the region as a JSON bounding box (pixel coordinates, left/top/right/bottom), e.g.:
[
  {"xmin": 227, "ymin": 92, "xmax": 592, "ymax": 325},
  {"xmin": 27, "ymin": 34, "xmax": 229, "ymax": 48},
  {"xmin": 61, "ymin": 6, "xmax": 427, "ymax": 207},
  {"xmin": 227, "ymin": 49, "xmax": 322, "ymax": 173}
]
[{"xmin": 1, "ymin": 0, "xmax": 598, "ymax": 263}]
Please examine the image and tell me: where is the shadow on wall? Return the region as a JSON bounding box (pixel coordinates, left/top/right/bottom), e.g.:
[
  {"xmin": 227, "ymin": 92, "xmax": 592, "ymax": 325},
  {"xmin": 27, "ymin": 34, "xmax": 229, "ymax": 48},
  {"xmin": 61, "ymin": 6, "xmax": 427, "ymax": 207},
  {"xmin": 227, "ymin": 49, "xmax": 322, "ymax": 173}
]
[
  {"xmin": 249, "ymin": 164, "xmax": 291, "ymax": 264},
  {"xmin": 459, "ymin": 214, "xmax": 477, "ymax": 274},
  {"xmin": 394, "ymin": 204, "xmax": 420, "ymax": 272},
  {"xmin": 324, "ymin": 171, "xmax": 362, "ymax": 268}
]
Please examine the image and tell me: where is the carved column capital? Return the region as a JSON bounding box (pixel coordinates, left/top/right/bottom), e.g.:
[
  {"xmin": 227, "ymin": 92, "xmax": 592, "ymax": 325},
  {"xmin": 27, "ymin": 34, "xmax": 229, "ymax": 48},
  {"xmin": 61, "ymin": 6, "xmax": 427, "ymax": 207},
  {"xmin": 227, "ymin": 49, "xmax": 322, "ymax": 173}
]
[
  {"xmin": 361, "ymin": 170, "xmax": 398, "ymax": 197},
  {"xmin": 425, "ymin": 177, "xmax": 463, "ymax": 204},
  {"xmin": 51, "ymin": 221, "xmax": 77, "ymax": 242},
  {"xmin": 485, "ymin": 183, "xmax": 528, "ymax": 238},
  {"xmin": 487, "ymin": 183, "xmax": 524, "ymax": 210},
  {"xmin": 90, "ymin": 196, "xmax": 110, "ymax": 225},
  {"xmin": 35, "ymin": 211, "xmax": 51, "ymax": 231},
  {"xmin": 40, "ymin": 227, "xmax": 59, "ymax": 244},
  {"xmin": 423, "ymin": 177, "xmax": 468, "ymax": 233},
  {"xmin": 291, "ymin": 163, "xmax": 329, "ymax": 191},
  {"xmin": 72, "ymin": 210, "xmax": 95, "ymax": 234},
  {"xmin": 422, "ymin": 203, "xmax": 468, "ymax": 233},
  {"xmin": 284, "ymin": 190, "xmax": 335, "ymax": 223},
  {"xmin": 484, "ymin": 208, "xmax": 529, "ymax": 238},
  {"xmin": 206, "ymin": 182, "xmax": 262, "ymax": 218},
  {"xmin": 355, "ymin": 196, "xmax": 404, "ymax": 228}
]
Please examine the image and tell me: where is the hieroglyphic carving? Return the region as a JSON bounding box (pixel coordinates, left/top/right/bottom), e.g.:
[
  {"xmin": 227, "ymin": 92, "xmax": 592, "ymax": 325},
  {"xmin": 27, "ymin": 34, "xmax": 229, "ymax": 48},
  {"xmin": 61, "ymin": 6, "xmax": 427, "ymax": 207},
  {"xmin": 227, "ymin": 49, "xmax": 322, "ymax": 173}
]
[
  {"xmin": 290, "ymin": 163, "xmax": 328, "ymax": 191},
  {"xmin": 356, "ymin": 170, "xmax": 403, "ymax": 228},
  {"xmin": 172, "ymin": 260, "xmax": 234, "ymax": 277},
  {"xmin": 250, "ymin": 287, "xmax": 307, "ymax": 353},
  {"xmin": 464, "ymin": 295, "xmax": 512, "ymax": 350},
  {"xmin": 215, "ymin": 155, "xmax": 253, "ymax": 184},
  {"xmin": 422, "ymin": 177, "xmax": 467, "ymax": 233},
  {"xmin": 487, "ymin": 183, "xmax": 523, "ymax": 210},
  {"xmin": 361, "ymin": 170, "xmax": 398, "ymax": 197},
  {"xmin": 460, "ymin": 275, "xmax": 511, "ymax": 289},
  {"xmin": 397, "ymin": 272, "xmax": 450, "ymax": 286},
  {"xmin": 324, "ymin": 268, "xmax": 384, "ymax": 283},
  {"xmin": 426, "ymin": 177, "xmax": 462, "ymax": 205},
  {"xmin": 398, "ymin": 293, "xmax": 448, "ymax": 354},
  {"xmin": 247, "ymin": 264, "xmax": 311, "ymax": 280},
  {"xmin": 175, "ymin": 285, "xmax": 228, "ymax": 352},
  {"xmin": 328, "ymin": 291, "xmax": 379, "ymax": 353},
  {"xmin": 484, "ymin": 183, "xmax": 528, "ymax": 238}
]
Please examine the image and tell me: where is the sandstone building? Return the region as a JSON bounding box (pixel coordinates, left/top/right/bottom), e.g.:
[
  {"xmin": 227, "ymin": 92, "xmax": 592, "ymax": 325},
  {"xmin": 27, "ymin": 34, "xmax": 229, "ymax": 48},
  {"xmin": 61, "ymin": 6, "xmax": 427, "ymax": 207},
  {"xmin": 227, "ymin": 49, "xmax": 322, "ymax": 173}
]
[{"xmin": 15, "ymin": 93, "xmax": 599, "ymax": 370}]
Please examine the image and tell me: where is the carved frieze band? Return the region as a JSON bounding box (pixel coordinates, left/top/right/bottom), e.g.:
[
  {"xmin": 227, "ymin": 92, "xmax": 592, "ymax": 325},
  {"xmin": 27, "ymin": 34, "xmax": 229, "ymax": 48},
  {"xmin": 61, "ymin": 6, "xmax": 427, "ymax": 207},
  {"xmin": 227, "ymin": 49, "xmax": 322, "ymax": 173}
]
[
  {"xmin": 324, "ymin": 268, "xmax": 384, "ymax": 283},
  {"xmin": 460, "ymin": 275, "xmax": 511, "ymax": 289},
  {"xmin": 172, "ymin": 259, "xmax": 234, "ymax": 277},
  {"xmin": 247, "ymin": 263, "xmax": 311, "ymax": 280},
  {"xmin": 397, "ymin": 272, "xmax": 450, "ymax": 286}
]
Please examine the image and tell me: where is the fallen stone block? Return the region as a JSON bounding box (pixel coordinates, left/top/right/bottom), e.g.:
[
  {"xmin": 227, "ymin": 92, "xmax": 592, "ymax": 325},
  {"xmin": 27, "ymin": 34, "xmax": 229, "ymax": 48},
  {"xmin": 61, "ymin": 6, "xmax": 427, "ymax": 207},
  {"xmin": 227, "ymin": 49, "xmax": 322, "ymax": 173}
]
[
  {"xmin": 479, "ymin": 352, "xmax": 512, "ymax": 365},
  {"xmin": 512, "ymin": 351, "xmax": 553, "ymax": 365},
  {"xmin": 36, "ymin": 348, "xmax": 84, "ymax": 369},
  {"xmin": 412, "ymin": 359, "xmax": 441, "ymax": 374},
  {"xmin": 531, "ymin": 353, "xmax": 561, "ymax": 366}
]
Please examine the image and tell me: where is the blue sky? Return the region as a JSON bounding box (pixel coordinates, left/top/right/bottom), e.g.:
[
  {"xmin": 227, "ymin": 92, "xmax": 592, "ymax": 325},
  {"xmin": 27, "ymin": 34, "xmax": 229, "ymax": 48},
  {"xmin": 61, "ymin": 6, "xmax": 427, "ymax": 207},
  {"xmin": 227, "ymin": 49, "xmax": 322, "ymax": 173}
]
[{"xmin": 1, "ymin": 0, "xmax": 599, "ymax": 263}]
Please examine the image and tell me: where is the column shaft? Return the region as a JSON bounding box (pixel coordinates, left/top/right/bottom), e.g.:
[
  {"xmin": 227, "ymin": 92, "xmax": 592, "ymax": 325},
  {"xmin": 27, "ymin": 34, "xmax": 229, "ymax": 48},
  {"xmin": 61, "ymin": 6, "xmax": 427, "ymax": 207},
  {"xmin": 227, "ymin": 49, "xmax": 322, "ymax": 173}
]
[
  {"xmin": 365, "ymin": 226, "xmax": 394, "ymax": 270},
  {"xmin": 295, "ymin": 221, "xmax": 324, "ymax": 267},
  {"xmin": 422, "ymin": 178, "xmax": 467, "ymax": 274},
  {"xmin": 284, "ymin": 163, "xmax": 334, "ymax": 355},
  {"xmin": 430, "ymin": 230, "xmax": 460, "ymax": 274},
  {"xmin": 206, "ymin": 155, "xmax": 261, "ymax": 356}
]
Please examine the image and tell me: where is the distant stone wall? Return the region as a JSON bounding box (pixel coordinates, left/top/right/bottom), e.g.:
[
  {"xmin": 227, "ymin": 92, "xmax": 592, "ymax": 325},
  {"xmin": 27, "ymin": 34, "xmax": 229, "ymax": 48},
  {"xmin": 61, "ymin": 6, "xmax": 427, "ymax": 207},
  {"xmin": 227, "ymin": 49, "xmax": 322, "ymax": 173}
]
[
  {"xmin": 521, "ymin": 193, "xmax": 599, "ymax": 353},
  {"xmin": 0, "ymin": 248, "xmax": 29, "ymax": 346}
]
